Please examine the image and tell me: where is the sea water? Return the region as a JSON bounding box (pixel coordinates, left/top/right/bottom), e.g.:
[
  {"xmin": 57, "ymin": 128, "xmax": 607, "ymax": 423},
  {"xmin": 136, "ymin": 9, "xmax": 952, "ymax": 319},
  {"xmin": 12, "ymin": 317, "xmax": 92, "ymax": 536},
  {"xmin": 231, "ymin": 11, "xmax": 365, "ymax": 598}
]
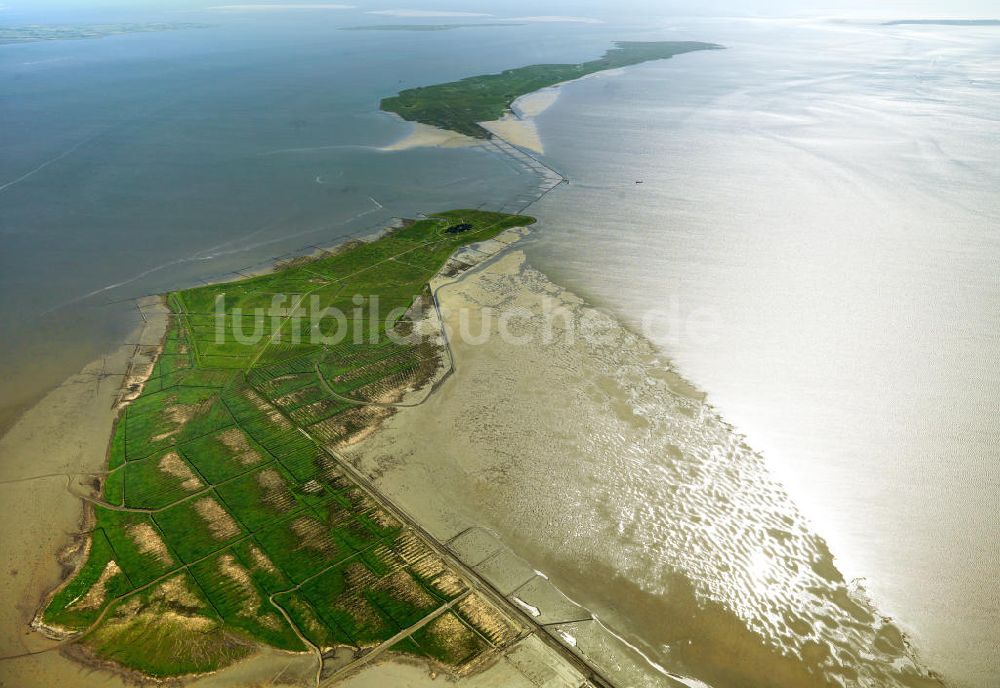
[{"xmin": 527, "ymin": 16, "xmax": 1000, "ymax": 687}]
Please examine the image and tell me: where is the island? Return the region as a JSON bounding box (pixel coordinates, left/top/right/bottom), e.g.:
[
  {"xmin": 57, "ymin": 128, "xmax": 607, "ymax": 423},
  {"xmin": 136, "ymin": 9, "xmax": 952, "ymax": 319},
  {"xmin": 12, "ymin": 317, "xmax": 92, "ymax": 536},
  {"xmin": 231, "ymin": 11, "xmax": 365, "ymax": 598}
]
[
  {"xmin": 380, "ymin": 40, "xmax": 723, "ymax": 138},
  {"xmin": 0, "ymin": 23, "xmax": 209, "ymax": 45},
  {"xmin": 39, "ymin": 211, "xmax": 540, "ymax": 679},
  {"xmin": 340, "ymin": 23, "xmax": 524, "ymax": 32},
  {"xmin": 882, "ymin": 19, "xmax": 1000, "ymax": 26}
]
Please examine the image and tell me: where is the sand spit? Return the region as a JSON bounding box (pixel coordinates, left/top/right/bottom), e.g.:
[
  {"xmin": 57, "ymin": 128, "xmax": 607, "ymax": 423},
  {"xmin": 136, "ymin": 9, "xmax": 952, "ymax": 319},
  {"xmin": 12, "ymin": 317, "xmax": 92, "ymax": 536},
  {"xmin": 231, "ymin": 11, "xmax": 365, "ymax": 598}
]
[
  {"xmin": 477, "ymin": 118, "xmax": 545, "ymax": 154},
  {"xmin": 477, "ymin": 87, "xmax": 561, "ymax": 155},
  {"xmin": 514, "ymin": 88, "xmax": 561, "ymax": 117},
  {"xmin": 381, "ymin": 122, "xmax": 480, "ymax": 151}
]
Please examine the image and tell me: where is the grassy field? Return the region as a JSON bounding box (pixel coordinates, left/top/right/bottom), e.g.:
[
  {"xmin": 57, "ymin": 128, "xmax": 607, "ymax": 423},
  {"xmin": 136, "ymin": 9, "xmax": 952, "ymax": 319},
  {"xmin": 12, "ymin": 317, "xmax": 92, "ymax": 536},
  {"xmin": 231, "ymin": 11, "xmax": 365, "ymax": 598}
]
[
  {"xmin": 43, "ymin": 210, "xmax": 533, "ymax": 678},
  {"xmin": 381, "ymin": 40, "xmax": 722, "ymax": 138}
]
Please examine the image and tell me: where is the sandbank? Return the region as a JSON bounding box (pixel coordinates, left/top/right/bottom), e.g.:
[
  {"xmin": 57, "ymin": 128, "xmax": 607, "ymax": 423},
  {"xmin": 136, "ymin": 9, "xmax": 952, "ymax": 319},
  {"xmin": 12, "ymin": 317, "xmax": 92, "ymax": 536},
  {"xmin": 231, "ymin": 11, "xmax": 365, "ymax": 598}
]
[
  {"xmin": 477, "ymin": 86, "xmax": 562, "ymax": 154},
  {"xmin": 381, "ymin": 122, "xmax": 480, "ymax": 151}
]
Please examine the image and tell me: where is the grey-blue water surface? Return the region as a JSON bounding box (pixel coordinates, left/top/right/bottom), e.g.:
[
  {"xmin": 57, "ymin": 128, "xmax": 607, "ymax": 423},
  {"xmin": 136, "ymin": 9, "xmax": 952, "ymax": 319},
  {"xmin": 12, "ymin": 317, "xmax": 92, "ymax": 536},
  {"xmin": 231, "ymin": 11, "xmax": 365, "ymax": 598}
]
[{"xmin": 0, "ymin": 11, "xmax": 626, "ymax": 427}]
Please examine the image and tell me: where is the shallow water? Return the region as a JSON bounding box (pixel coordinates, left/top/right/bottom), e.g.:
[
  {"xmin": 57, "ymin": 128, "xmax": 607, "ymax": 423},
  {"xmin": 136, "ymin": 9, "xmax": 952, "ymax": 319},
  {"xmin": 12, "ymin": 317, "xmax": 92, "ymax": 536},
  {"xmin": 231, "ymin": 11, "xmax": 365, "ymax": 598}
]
[
  {"xmin": 526, "ymin": 16, "xmax": 1000, "ymax": 688},
  {"xmin": 0, "ymin": 12, "xmax": 623, "ymax": 429}
]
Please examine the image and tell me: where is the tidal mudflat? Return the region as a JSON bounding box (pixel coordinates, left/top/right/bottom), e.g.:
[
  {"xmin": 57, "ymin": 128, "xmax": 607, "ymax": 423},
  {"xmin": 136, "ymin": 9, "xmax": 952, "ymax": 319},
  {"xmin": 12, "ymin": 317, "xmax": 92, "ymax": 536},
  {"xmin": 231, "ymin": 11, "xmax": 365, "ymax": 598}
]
[{"xmin": 346, "ymin": 248, "xmax": 943, "ymax": 688}]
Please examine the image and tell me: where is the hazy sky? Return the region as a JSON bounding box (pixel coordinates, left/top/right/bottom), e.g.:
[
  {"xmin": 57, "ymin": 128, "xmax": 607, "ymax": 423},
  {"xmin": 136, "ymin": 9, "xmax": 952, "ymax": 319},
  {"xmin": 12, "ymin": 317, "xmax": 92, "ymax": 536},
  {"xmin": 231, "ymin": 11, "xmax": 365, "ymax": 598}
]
[{"xmin": 2, "ymin": 0, "xmax": 997, "ymax": 23}]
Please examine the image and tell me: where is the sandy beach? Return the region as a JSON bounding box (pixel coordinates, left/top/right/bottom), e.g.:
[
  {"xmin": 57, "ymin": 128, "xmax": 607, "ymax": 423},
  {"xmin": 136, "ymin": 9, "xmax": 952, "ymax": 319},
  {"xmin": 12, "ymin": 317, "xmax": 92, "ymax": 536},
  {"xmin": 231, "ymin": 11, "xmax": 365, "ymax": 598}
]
[
  {"xmin": 477, "ymin": 87, "xmax": 562, "ymax": 155},
  {"xmin": 379, "ymin": 87, "xmax": 562, "ymax": 156},
  {"xmin": 381, "ymin": 122, "xmax": 480, "ymax": 151}
]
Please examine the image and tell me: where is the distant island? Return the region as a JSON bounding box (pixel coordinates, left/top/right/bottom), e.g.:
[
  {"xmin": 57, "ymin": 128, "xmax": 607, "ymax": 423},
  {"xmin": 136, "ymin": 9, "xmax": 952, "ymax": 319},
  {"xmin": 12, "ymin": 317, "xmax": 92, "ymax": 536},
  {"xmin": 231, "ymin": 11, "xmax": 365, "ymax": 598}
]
[
  {"xmin": 341, "ymin": 23, "xmax": 524, "ymax": 32},
  {"xmin": 380, "ymin": 40, "xmax": 723, "ymax": 138},
  {"xmin": 0, "ymin": 23, "xmax": 209, "ymax": 45},
  {"xmin": 882, "ymin": 19, "xmax": 1000, "ymax": 26}
]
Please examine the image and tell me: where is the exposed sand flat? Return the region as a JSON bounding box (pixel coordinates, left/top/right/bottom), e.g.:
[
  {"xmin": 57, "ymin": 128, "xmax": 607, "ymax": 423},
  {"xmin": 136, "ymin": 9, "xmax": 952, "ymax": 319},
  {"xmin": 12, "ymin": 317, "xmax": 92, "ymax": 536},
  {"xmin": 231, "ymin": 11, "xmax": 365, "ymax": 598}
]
[
  {"xmin": 345, "ymin": 250, "xmax": 938, "ymax": 688},
  {"xmin": 478, "ymin": 87, "xmax": 561, "ymax": 154},
  {"xmin": 381, "ymin": 123, "xmax": 480, "ymax": 151},
  {"xmin": 337, "ymin": 634, "xmax": 584, "ymax": 687},
  {"xmin": 0, "ymin": 304, "xmax": 168, "ymax": 687},
  {"xmin": 477, "ymin": 117, "xmax": 544, "ymax": 154},
  {"xmin": 512, "ymin": 87, "xmax": 561, "ymax": 117}
]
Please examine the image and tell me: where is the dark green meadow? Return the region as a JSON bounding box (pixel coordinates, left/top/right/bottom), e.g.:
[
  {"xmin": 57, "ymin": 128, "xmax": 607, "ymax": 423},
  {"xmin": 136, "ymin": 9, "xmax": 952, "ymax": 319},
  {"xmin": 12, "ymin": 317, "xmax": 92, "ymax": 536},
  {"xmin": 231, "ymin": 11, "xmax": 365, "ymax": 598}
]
[
  {"xmin": 42, "ymin": 210, "xmax": 532, "ymax": 677},
  {"xmin": 381, "ymin": 41, "xmax": 722, "ymax": 138}
]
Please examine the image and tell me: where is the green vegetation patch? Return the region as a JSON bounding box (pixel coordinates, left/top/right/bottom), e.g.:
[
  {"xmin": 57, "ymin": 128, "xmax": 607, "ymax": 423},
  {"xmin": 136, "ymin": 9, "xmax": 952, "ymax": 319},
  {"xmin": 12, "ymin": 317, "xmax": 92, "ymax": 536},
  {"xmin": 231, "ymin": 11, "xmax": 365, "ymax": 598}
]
[
  {"xmin": 253, "ymin": 513, "xmax": 347, "ymax": 584},
  {"xmin": 44, "ymin": 530, "xmax": 133, "ymax": 630},
  {"xmin": 215, "ymin": 464, "xmax": 306, "ymax": 531},
  {"xmin": 45, "ymin": 211, "xmax": 535, "ymax": 677},
  {"xmin": 124, "ymin": 387, "xmax": 232, "ymax": 460},
  {"xmin": 189, "ymin": 551, "xmax": 304, "ymax": 651},
  {"xmin": 84, "ymin": 571, "xmax": 250, "ymax": 678},
  {"xmin": 381, "ymin": 41, "xmax": 722, "ymax": 138},
  {"xmin": 180, "ymin": 426, "xmax": 269, "ymax": 484},
  {"xmin": 123, "ymin": 448, "xmax": 207, "ymax": 509},
  {"xmin": 102, "ymin": 467, "xmax": 125, "ymax": 506},
  {"xmin": 95, "ymin": 508, "xmax": 179, "ymax": 587},
  {"xmin": 153, "ymin": 494, "xmax": 247, "ymax": 564}
]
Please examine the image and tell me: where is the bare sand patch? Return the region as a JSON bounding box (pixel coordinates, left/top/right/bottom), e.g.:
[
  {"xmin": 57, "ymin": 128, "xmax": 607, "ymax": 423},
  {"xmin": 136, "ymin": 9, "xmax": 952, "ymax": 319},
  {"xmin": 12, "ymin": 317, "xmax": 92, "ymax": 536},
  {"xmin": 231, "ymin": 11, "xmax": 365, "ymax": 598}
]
[
  {"xmin": 311, "ymin": 405, "xmax": 394, "ymax": 448},
  {"xmin": 256, "ymin": 469, "xmax": 295, "ymax": 511},
  {"xmin": 151, "ymin": 402, "xmax": 200, "ymax": 442},
  {"xmin": 478, "ymin": 117, "xmax": 544, "ymax": 154},
  {"xmin": 514, "ymin": 88, "xmax": 561, "ymax": 117},
  {"xmin": 218, "ymin": 554, "xmax": 261, "ymax": 618},
  {"xmin": 194, "ymin": 497, "xmax": 241, "ymax": 540},
  {"xmin": 242, "ymin": 388, "xmax": 292, "ymax": 429},
  {"xmin": 379, "ymin": 570, "xmax": 436, "ymax": 610},
  {"xmin": 291, "ymin": 517, "xmax": 333, "ymax": 553},
  {"xmin": 477, "ymin": 86, "xmax": 561, "ymax": 155},
  {"xmin": 71, "ymin": 560, "xmax": 122, "ymax": 611},
  {"xmin": 126, "ymin": 522, "xmax": 174, "ymax": 567},
  {"xmin": 158, "ymin": 451, "xmax": 203, "ymax": 491},
  {"xmin": 382, "ymin": 122, "xmax": 479, "ymax": 151},
  {"xmin": 154, "ymin": 575, "xmax": 204, "ymax": 609},
  {"xmin": 217, "ymin": 427, "xmax": 263, "ymax": 466},
  {"xmin": 456, "ymin": 594, "xmax": 520, "ymax": 647},
  {"xmin": 246, "ymin": 544, "xmax": 278, "ymax": 574}
]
